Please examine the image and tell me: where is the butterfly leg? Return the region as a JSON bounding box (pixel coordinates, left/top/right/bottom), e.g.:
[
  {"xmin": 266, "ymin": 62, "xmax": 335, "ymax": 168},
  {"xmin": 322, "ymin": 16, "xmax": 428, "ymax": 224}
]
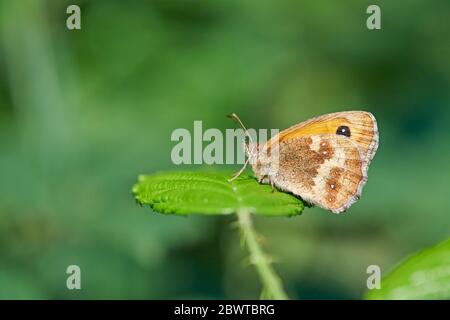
[{"xmin": 260, "ymin": 175, "xmax": 275, "ymax": 192}]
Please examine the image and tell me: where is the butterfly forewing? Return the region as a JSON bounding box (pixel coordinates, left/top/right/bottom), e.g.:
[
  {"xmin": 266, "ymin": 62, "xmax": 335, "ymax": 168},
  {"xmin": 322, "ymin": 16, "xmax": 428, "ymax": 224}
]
[{"xmin": 274, "ymin": 111, "xmax": 378, "ymax": 164}]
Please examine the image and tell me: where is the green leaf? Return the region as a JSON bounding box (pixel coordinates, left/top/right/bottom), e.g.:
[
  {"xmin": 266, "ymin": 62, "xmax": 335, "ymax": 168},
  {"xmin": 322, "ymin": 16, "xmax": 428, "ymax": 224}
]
[
  {"xmin": 365, "ymin": 238, "xmax": 450, "ymax": 300},
  {"xmin": 132, "ymin": 171, "xmax": 304, "ymax": 216}
]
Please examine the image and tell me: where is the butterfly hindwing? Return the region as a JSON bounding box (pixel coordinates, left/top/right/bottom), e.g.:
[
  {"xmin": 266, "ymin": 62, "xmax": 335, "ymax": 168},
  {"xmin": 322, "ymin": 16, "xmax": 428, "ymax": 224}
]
[{"xmin": 270, "ymin": 134, "xmax": 367, "ymax": 213}]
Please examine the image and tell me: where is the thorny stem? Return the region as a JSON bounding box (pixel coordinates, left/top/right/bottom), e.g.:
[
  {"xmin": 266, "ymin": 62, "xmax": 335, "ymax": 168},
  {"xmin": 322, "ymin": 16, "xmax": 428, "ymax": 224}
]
[{"xmin": 236, "ymin": 209, "xmax": 289, "ymax": 300}]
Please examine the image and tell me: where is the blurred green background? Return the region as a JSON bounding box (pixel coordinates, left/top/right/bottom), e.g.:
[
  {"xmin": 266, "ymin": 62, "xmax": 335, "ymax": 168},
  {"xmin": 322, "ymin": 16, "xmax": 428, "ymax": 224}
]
[{"xmin": 0, "ymin": 0, "xmax": 449, "ymax": 299}]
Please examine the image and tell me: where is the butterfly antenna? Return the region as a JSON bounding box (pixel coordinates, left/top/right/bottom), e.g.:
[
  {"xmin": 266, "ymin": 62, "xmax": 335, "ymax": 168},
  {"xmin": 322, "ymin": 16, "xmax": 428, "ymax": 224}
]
[{"xmin": 226, "ymin": 113, "xmax": 254, "ymax": 144}]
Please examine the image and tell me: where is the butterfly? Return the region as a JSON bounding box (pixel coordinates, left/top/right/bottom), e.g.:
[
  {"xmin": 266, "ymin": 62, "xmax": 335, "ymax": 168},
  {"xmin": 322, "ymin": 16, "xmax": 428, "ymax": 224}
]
[{"xmin": 228, "ymin": 111, "xmax": 379, "ymax": 214}]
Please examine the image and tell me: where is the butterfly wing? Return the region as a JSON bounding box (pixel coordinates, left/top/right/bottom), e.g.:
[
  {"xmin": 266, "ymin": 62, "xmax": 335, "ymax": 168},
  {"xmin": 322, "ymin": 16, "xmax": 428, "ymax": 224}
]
[
  {"xmin": 271, "ymin": 134, "xmax": 368, "ymax": 213},
  {"xmin": 271, "ymin": 111, "xmax": 379, "ymax": 165}
]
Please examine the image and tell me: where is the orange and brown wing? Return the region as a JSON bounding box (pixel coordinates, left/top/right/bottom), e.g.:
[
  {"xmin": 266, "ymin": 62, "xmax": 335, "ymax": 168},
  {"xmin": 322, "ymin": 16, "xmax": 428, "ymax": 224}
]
[{"xmin": 270, "ymin": 111, "xmax": 379, "ymax": 164}]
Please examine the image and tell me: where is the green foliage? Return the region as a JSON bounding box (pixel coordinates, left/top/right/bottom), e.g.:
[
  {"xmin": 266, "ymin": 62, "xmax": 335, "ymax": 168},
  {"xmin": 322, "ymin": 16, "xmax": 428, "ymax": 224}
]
[
  {"xmin": 1, "ymin": 0, "xmax": 450, "ymax": 299},
  {"xmin": 132, "ymin": 171, "xmax": 304, "ymax": 216},
  {"xmin": 133, "ymin": 171, "xmax": 303, "ymax": 299},
  {"xmin": 365, "ymin": 238, "xmax": 450, "ymax": 300}
]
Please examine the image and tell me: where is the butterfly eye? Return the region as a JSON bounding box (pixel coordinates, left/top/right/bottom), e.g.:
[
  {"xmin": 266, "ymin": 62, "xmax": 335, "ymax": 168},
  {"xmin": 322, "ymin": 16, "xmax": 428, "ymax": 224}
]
[{"xmin": 336, "ymin": 125, "xmax": 351, "ymax": 137}]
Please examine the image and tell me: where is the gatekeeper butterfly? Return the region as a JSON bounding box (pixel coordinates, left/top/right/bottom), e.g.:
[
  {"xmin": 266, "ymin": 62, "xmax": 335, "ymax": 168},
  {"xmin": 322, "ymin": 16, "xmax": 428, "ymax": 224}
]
[{"xmin": 228, "ymin": 111, "xmax": 379, "ymax": 214}]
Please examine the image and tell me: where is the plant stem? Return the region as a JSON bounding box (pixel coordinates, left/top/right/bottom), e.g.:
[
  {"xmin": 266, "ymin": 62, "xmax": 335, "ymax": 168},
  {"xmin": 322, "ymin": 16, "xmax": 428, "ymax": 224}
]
[{"xmin": 236, "ymin": 209, "xmax": 289, "ymax": 300}]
